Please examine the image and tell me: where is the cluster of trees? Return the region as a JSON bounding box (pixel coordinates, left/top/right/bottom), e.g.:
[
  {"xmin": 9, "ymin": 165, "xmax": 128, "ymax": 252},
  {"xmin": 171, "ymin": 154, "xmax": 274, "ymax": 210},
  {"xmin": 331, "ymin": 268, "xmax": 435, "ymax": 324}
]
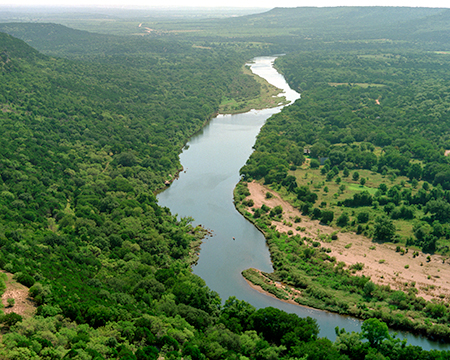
[
  {"xmin": 240, "ymin": 49, "xmax": 450, "ymax": 252},
  {"xmin": 235, "ymin": 184, "xmax": 450, "ymax": 343}
]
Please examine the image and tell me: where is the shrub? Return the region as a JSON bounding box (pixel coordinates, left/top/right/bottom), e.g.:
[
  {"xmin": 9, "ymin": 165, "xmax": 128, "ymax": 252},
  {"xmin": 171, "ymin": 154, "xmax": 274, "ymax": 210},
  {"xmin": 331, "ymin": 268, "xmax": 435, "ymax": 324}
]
[
  {"xmin": 15, "ymin": 273, "xmax": 35, "ymax": 288},
  {"xmin": 357, "ymin": 211, "xmax": 370, "ymax": 224},
  {"xmin": 321, "ymin": 210, "xmax": 334, "ymax": 224},
  {"xmin": 350, "ymin": 263, "xmax": 364, "ymax": 270},
  {"xmin": 310, "ymin": 159, "xmax": 320, "ymax": 168},
  {"xmin": 336, "ymin": 212, "xmax": 349, "ymax": 227}
]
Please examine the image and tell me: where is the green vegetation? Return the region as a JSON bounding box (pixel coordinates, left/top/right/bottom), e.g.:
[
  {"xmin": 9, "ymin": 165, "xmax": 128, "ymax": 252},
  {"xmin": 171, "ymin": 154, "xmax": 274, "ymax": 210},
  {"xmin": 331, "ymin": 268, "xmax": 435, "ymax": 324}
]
[
  {"xmin": 235, "ymin": 183, "xmax": 450, "ymax": 342},
  {"xmin": 233, "ymin": 11, "xmax": 450, "ymax": 345},
  {"xmin": 241, "ymin": 49, "xmax": 450, "ymax": 255},
  {"xmin": 1, "ymin": 4, "xmax": 450, "ymax": 358}
]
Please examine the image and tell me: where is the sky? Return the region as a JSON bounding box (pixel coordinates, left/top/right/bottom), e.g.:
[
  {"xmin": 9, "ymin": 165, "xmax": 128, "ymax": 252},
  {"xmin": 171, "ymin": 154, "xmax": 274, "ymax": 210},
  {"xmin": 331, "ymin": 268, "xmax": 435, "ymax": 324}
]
[{"xmin": 2, "ymin": 0, "xmax": 449, "ymax": 9}]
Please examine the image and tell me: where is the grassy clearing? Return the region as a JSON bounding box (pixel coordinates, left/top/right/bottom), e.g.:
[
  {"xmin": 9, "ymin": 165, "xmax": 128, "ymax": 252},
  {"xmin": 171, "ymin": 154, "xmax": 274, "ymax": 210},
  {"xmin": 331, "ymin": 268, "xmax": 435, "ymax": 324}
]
[
  {"xmin": 274, "ymin": 162, "xmax": 428, "ymax": 245},
  {"xmin": 328, "ymin": 82, "xmax": 386, "ymax": 88},
  {"xmin": 219, "ymin": 64, "xmax": 288, "ymax": 114}
]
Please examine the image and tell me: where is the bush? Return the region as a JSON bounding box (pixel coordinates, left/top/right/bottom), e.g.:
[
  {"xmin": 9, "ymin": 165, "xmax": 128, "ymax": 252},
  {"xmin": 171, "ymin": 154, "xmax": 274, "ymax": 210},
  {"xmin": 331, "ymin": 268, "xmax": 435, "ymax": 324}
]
[
  {"xmin": 337, "ymin": 212, "xmax": 349, "ymax": 227},
  {"xmin": 15, "ymin": 273, "xmax": 35, "ymax": 288},
  {"xmin": 373, "ymin": 216, "xmax": 395, "ymax": 242},
  {"xmin": 312, "ymin": 208, "xmax": 322, "ymax": 219},
  {"xmin": 269, "ymin": 205, "xmax": 283, "ymax": 218},
  {"xmin": 1, "ymin": 312, "xmax": 22, "ymax": 327},
  {"xmin": 357, "ymin": 211, "xmax": 370, "ymax": 223},
  {"xmin": 321, "ymin": 210, "xmax": 334, "ymax": 224},
  {"xmin": 310, "ymin": 159, "xmax": 320, "ymax": 168}
]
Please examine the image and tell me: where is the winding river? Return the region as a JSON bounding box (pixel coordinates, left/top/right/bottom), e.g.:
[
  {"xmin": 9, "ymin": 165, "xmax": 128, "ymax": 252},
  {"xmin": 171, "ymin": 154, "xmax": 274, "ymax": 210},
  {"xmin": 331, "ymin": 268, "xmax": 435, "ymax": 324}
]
[{"xmin": 157, "ymin": 56, "xmax": 448, "ymax": 350}]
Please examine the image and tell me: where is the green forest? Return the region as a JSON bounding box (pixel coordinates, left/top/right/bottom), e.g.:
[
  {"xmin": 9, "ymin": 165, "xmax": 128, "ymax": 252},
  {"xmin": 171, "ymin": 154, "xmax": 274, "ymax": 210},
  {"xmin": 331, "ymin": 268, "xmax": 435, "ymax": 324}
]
[{"xmin": 1, "ymin": 5, "xmax": 450, "ymax": 360}]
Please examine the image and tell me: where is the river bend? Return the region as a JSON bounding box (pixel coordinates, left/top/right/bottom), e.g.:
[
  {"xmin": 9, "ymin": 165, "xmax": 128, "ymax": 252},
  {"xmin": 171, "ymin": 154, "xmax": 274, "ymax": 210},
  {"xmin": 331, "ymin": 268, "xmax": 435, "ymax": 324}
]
[{"xmin": 157, "ymin": 56, "xmax": 447, "ymax": 350}]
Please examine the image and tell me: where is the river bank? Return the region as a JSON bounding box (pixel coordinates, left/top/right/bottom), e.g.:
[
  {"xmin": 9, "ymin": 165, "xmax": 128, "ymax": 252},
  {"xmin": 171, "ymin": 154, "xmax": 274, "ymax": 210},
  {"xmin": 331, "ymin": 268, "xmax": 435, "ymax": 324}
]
[
  {"xmin": 243, "ymin": 180, "xmax": 450, "ymax": 302},
  {"xmin": 157, "ymin": 56, "xmax": 448, "ymax": 349},
  {"xmin": 234, "ymin": 180, "xmax": 450, "ymax": 343},
  {"xmin": 219, "ymin": 63, "xmax": 289, "ymax": 114}
]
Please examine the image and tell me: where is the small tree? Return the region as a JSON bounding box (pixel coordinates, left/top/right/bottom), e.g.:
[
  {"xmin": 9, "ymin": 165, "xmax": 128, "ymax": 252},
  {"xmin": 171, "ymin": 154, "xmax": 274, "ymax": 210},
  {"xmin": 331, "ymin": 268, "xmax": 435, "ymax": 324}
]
[
  {"xmin": 363, "ymin": 281, "xmax": 376, "ymax": 297},
  {"xmin": 321, "ymin": 210, "xmax": 334, "ymax": 225},
  {"xmin": 360, "ymin": 177, "xmax": 366, "ymax": 186},
  {"xmin": 6, "ymin": 298, "xmax": 14, "ymax": 308},
  {"xmin": 357, "ymin": 211, "xmax": 370, "ymax": 224},
  {"xmin": 310, "ymin": 159, "xmax": 320, "ymax": 169},
  {"xmin": 337, "ymin": 212, "xmax": 349, "ymax": 227},
  {"xmin": 361, "ymin": 318, "xmax": 390, "ymax": 348},
  {"xmin": 373, "ymin": 216, "xmax": 395, "ymax": 242},
  {"xmin": 352, "ymin": 172, "xmax": 360, "ymax": 181}
]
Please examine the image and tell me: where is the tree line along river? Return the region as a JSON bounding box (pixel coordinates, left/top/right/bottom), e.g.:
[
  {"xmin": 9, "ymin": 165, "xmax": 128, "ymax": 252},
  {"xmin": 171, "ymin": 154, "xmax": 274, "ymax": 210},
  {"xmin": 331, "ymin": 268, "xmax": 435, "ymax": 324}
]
[{"xmin": 157, "ymin": 56, "xmax": 448, "ymax": 351}]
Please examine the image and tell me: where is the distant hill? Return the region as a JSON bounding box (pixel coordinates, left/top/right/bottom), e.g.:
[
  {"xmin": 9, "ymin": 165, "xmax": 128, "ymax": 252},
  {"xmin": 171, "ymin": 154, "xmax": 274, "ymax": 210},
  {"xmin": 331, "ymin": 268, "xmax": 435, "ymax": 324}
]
[
  {"xmin": 215, "ymin": 6, "xmax": 450, "ymax": 46},
  {"xmin": 0, "ymin": 22, "xmax": 191, "ymax": 58}
]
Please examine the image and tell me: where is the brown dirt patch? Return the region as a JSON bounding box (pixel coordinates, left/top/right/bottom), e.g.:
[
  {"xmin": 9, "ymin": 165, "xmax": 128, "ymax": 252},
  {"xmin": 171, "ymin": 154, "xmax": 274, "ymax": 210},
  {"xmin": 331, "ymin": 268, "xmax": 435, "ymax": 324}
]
[
  {"xmin": 243, "ymin": 270, "xmax": 306, "ymax": 306},
  {"xmin": 1, "ymin": 271, "xmax": 36, "ymax": 318},
  {"xmin": 246, "ymin": 181, "xmax": 450, "ymax": 301}
]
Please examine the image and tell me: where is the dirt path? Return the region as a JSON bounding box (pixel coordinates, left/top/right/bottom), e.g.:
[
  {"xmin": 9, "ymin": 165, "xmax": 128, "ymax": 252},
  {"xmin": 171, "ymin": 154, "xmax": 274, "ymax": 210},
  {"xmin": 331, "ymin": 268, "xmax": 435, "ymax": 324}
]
[
  {"xmin": 246, "ymin": 181, "xmax": 450, "ymax": 301},
  {"xmin": 1, "ymin": 271, "xmax": 36, "ymax": 318}
]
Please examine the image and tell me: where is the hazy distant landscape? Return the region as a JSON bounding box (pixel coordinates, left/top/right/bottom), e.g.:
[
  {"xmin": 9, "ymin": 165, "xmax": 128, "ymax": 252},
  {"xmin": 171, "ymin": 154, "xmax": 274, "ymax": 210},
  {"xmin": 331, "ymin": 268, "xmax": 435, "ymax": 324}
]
[{"xmin": 1, "ymin": 5, "xmax": 450, "ymax": 359}]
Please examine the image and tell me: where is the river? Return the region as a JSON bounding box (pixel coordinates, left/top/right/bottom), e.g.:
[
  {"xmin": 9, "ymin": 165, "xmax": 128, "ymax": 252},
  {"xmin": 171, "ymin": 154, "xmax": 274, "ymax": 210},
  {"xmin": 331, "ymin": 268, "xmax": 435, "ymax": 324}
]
[{"xmin": 157, "ymin": 56, "xmax": 448, "ymax": 350}]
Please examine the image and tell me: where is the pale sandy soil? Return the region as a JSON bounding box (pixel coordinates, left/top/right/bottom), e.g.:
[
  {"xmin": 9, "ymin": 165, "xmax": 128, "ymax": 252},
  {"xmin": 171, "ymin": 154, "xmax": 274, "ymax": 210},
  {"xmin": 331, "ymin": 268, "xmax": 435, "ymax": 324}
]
[
  {"xmin": 1, "ymin": 271, "xmax": 36, "ymax": 318},
  {"xmin": 445, "ymin": 150, "xmax": 450, "ymax": 157},
  {"xmin": 244, "ymin": 273, "xmax": 305, "ymax": 306},
  {"xmin": 245, "ymin": 181, "xmax": 450, "ymax": 301}
]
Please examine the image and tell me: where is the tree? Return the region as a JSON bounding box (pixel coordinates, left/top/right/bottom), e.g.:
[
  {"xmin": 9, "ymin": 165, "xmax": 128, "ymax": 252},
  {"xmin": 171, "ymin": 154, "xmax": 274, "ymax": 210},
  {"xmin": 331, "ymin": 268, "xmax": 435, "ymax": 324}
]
[
  {"xmin": 363, "ymin": 281, "xmax": 376, "ymax": 297},
  {"xmin": 357, "ymin": 211, "xmax": 370, "ymax": 224},
  {"xmin": 337, "ymin": 212, "xmax": 349, "ymax": 227},
  {"xmin": 310, "ymin": 159, "xmax": 320, "ymax": 169},
  {"xmin": 361, "ymin": 318, "xmax": 390, "ymax": 348},
  {"xmin": 373, "ymin": 216, "xmax": 395, "ymax": 242},
  {"xmin": 424, "ymin": 199, "xmax": 450, "ymax": 223},
  {"xmin": 321, "ymin": 210, "xmax": 334, "ymax": 225},
  {"xmin": 360, "ymin": 177, "xmax": 366, "ymax": 186},
  {"xmin": 352, "ymin": 172, "xmax": 360, "ymax": 181},
  {"xmin": 310, "ymin": 142, "xmax": 328, "ymax": 159},
  {"xmin": 408, "ymin": 163, "xmax": 423, "ymax": 180}
]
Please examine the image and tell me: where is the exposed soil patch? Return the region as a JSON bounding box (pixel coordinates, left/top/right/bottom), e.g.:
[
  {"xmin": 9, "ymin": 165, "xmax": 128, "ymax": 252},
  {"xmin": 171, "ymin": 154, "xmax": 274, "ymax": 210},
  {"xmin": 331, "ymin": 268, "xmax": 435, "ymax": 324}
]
[
  {"xmin": 1, "ymin": 271, "xmax": 36, "ymax": 318},
  {"xmin": 246, "ymin": 181, "xmax": 450, "ymax": 302}
]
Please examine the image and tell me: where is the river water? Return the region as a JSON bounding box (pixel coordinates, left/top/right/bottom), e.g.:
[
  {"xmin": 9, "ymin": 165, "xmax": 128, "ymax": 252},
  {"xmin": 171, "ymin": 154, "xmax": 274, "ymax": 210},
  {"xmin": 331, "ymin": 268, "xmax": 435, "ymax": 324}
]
[{"xmin": 157, "ymin": 56, "xmax": 447, "ymax": 350}]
